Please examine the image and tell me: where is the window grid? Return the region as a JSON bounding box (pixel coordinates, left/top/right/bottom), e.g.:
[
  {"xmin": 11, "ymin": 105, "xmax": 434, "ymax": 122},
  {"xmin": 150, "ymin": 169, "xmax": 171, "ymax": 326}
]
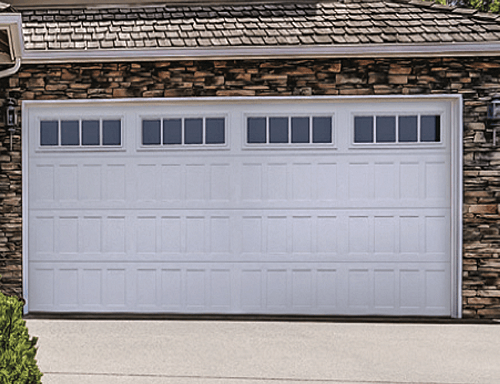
[
  {"xmin": 353, "ymin": 114, "xmax": 441, "ymax": 144},
  {"xmin": 246, "ymin": 115, "xmax": 333, "ymax": 145},
  {"xmin": 40, "ymin": 119, "xmax": 122, "ymax": 147},
  {"xmin": 141, "ymin": 117, "xmax": 226, "ymax": 146}
]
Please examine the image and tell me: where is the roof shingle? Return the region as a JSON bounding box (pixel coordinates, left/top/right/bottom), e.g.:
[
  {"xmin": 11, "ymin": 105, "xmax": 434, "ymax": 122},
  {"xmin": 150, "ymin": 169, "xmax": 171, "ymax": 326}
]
[{"xmin": 20, "ymin": 0, "xmax": 500, "ymax": 51}]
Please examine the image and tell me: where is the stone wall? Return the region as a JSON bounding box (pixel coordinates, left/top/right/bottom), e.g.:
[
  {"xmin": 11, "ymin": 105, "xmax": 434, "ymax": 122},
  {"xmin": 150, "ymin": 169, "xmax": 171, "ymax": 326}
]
[
  {"xmin": 0, "ymin": 81, "xmax": 22, "ymax": 298},
  {"xmin": 1, "ymin": 57, "xmax": 500, "ymax": 318}
]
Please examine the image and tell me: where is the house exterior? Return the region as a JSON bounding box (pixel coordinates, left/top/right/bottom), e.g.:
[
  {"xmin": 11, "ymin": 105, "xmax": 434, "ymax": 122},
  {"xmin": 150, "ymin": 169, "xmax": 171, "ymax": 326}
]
[{"xmin": 0, "ymin": 0, "xmax": 499, "ymax": 319}]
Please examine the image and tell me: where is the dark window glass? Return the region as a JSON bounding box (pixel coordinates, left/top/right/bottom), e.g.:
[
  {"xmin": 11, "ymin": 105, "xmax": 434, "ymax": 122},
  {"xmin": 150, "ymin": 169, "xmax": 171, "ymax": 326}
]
[
  {"xmin": 184, "ymin": 118, "xmax": 203, "ymax": 144},
  {"xmin": 205, "ymin": 118, "xmax": 225, "ymax": 144},
  {"xmin": 354, "ymin": 116, "xmax": 373, "ymax": 143},
  {"xmin": 376, "ymin": 116, "xmax": 396, "ymax": 143},
  {"xmin": 40, "ymin": 121, "xmax": 59, "ymax": 146},
  {"xmin": 142, "ymin": 120, "xmax": 161, "ymax": 145},
  {"xmin": 247, "ymin": 117, "xmax": 266, "ymax": 143},
  {"xmin": 313, "ymin": 117, "xmax": 332, "ymax": 143},
  {"xmin": 61, "ymin": 120, "xmax": 79, "ymax": 146},
  {"xmin": 102, "ymin": 120, "xmax": 121, "ymax": 145},
  {"xmin": 398, "ymin": 116, "xmax": 418, "ymax": 142},
  {"xmin": 291, "ymin": 117, "xmax": 309, "ymax": 143},
  {"xmin": 269, "ymin": 117, "xmax": 288, "ymax": 143},
  {"xmin": 82, "ymin": 120, "xmax": 100, "ymax": 145},
  {"xmin": 421, "ymin": 115, "xmax": 441, "ymax": 142},
  {"xmin": 163, "ymin": 119, "xmax": 182, "ymax": 145}
]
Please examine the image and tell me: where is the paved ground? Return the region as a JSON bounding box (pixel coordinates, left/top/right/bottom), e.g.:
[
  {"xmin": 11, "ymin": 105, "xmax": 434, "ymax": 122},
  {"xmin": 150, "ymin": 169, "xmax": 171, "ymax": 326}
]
[{"xmin": 25, "ymin": 320, "xmax": 500, "ymax": 384}]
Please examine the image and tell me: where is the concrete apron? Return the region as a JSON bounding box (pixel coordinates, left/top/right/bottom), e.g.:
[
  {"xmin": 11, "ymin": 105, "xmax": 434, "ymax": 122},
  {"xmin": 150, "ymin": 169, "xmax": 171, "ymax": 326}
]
[{"xmin": 26, "ymin": 320, "xmax": 500, "ymax": 384}]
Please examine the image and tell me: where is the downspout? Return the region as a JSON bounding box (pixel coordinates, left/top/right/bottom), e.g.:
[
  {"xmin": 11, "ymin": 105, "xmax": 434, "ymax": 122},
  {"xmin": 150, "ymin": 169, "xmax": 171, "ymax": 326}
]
[{"xmin": 0, "ymin": 56, "xmax": 21, "ymax": 78}]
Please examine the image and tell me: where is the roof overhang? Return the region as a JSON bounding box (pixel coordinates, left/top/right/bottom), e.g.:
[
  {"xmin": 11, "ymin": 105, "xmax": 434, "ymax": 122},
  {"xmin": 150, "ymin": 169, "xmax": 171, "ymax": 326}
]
[
  {"xmin": 20, "ymin": 41, "xmax": 500, "ymax": 63},
  {"xmin": 0, "ymin": 13, "xmax": 22, "ymax": 63}
]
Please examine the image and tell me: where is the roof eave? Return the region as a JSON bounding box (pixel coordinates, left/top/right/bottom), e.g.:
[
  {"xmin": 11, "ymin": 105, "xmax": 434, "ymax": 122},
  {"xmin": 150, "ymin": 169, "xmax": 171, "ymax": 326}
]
[
  {"xmin": 20, "ymin": 42, "xmax": 500, "ymax": 63},
  {"xmin": 0, "ymin": 13, "xmax": 23, "ymax": 63}
]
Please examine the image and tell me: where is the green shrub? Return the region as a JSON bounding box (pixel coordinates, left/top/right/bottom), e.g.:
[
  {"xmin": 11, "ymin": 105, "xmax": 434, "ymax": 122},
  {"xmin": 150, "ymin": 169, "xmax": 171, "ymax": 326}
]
[{"xmin": 0, "ymin": 291, "xmax": 42, "ymax": 384}]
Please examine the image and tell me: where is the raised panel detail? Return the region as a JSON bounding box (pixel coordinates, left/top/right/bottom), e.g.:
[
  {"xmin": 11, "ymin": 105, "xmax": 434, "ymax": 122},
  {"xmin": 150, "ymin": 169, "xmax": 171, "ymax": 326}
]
[
  {"xmin": 106, "ymin": 269, "xmax": 126, "ymax": 306},
  {"xmin": 161, "ymin": 217, "xmax": 181, "ymax": 253},
  {"xmin": 59, "ymin": 217, "xmax": 78, "ymax": 254},
  {"xmin": 349, "ymin": 163, "xmax": 372, "ymax": 199},
  {"xmin": 80, "ymin": 165, "xmax": 101, "ymax": 201},
  {"xmin": 35, "ymin": 165, "xmax": 55, "ymax": 201},
  {"xmin": 241, "ymin": 270, "xmax": 262, "ymax": 308},
  {"xmin": 137, "ymin": 217, "xmax": 156, "ymax": 253},
  {"xmin": 137, "ymin": 164, "xmax": 156, "ymax": 202},
  {"xmin": 137, "ymin": 269, "xmax": 156, "ymax": 307},
  {"xmin": 317, "ymin": 163, "xmax": 337, "ymax": 200},
  {"xmin": 267, "ymin": 163, "xmax": 287, "ymax": 201},
  {"xmin": 161, "ymin": 165, "xmax": 182, "ymax": 201},
  {"xmin": 400, "ymin": 162, "xmax": 419, "ymax": 199},
  {"xmin": 267, "ymin": 270, "xmax": 287, "ymax": 308},
  {"xmin": 292, "ymin": 270, "xmax": 313, "ymax": 307},
  {"xmin": 59, "ymin": 165, "xmax": 78, "ymax": 201},
  {"xmin": 348, "ymin": 269, "xmax": 370, "ymax": 309},
  {"xmin": 82, "ymin": 217, "xmax": 101, "ymax": 253},
  {"xmin": 374, "ymin": 270, "xmax": 395, "ymax": 309},
  {"xmin": 104, "ymin": 217, "xmax": 126, "ymax": 253},
  {"xmin": 210, "ymin": 270, "xmax": 231, "ymax": 308},
  {"xmin": 317, "ymin": 269, "xmax": 337, "ymax": 308},
  {"xmin": 161, "ymin": 269, "xmax": 182, "ymax": 308},
  {"xmin": 210, "ymin": 164, "xmax": 230, "ymax": 201},
  {"xmin": 82, "ymin": 269, "xmax": 102, "ymax": 305},
  {"xmin": 106, "ymin": 165, "xmax": 126, "ymax": 201},
  {"xmin": 57, "ymin": 269, "xmax": 78, "ymax": 306},
  {"xmin": 242, "ymin": 164, "xmax": 262, "ymax": 201},
  {"xmin": 292, "ymin": 163, "xmax": 312, "ymax": 200},
  {"xmin": 267, "ymin": 217, "xmax": 287, "ymax": 253}
]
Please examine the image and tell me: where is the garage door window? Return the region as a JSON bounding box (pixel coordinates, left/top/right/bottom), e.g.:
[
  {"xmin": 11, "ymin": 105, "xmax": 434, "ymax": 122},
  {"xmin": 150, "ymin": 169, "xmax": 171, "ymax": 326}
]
[
  {"xmin": 40, "ymin": 119, "xmax": 122, "ymax": 147},
  {"xmin": 247, "ymin": 116, "xmax": 333, "ymax": 145},
  {"xmin": 142, "ymin": 117, "xmax": 225, "ymax": 146},
  {"xmin": 354, "ymin": 115, "xmax": 441, "ymax": 144}
]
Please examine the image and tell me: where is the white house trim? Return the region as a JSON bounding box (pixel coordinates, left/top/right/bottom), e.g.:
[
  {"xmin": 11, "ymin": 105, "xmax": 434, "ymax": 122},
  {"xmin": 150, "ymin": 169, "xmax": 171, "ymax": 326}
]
[
  {"xmin": 20, "ymin": 42, "xmax": 500, "ymax": 64},
  {"xmin": 22, "ymin": 94, "xmax": 463, "ymax": 316}
]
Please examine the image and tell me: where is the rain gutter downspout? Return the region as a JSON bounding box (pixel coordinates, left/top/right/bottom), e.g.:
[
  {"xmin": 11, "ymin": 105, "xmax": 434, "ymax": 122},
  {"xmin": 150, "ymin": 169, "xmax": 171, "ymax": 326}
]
[{"xmin": 0, "ymin": 56, "xmax": 21, "ymax": 78}]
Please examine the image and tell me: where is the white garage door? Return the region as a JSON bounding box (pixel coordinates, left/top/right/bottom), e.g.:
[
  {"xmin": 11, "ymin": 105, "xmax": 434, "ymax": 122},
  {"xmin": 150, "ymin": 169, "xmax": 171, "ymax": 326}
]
[{"xmin": 24, "ymin": 97, "xmax": 460, "ymax": 316}]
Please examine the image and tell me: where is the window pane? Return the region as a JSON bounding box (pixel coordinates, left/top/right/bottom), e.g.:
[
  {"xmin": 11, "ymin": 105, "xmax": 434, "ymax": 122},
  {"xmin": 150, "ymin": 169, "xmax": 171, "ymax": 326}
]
[
  {"xmin": 421, "ymin": 115, "xmax": 441, "ymax": 142},
  {"xmin": 142, "ymin": 120, "xmax": 161, "ymax": 145},
  {"xmin": 206, "ymin": 118, "xmax": 225, "ymax": 144},
  {"xmin": 102, "ymin": 120, "xmax": 121, "ymax": 145},
  {"xmin": 399, "ymin": 116, "xmax": 418, "ymax": 142},
  {"xmin": 313, "ymin": 117, "xmax": 332, "ymax": 143},
  {"xmin": 291, "ymin": 117, "xmax": 309, "ymax": 143},
  {"xmin": 247, "ymin": 117, "xmax": 266, "ymax": 143},
  {"xmin": 61, "ymin": 120, "xmax": 79, "ymax": 146},
  {"xmin": 376, "ymin": 116, "xmax": 396, "ymax": 143},
  {"xmin": 354, "ymin": 116, "xmax": 373, "ymax": 143},
  {"xmin": 40, "ymin": 121, "xmax": 58, "ymax": 146},
  {"xmin": 163, "ymin": 119, "xmax": 182, "ymax": 145},
  {"xmin": 269, "ymin": 117, "xmax": 288, "ymax": 143},
  {"xmin": 82, "ymin": 120, "xmax": 100, "ymax": 145},
  {"xmin": 184, "ymin": 118, "xmax": 203, "ymax": 144}
]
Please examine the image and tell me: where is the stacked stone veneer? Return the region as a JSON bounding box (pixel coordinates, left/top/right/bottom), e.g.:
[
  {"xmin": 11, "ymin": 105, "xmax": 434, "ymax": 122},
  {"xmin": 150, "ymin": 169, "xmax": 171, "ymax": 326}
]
[{"xmin": 1, "ymin": 57, "xmax": 500, "ymax": 318}]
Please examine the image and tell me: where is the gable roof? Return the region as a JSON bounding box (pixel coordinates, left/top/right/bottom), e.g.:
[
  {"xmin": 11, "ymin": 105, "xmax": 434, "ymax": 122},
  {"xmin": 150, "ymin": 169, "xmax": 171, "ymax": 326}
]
[{"xmin": 16, "ymin": 0, "xmax": 500, "ymax": 63}]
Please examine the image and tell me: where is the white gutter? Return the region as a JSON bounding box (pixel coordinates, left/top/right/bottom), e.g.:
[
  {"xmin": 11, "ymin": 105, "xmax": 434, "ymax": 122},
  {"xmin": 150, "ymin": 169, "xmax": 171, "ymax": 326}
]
[
  {"xmin": 0, "ymin": 56, "xmax": 21, "ymax": 77},
  {"xmin": 21, "ymin": 41, "xmax": 500, "ymax": 64},
  {"xmin": 0, "ymin": 13, "xmax": 22, "ymax": 77}
]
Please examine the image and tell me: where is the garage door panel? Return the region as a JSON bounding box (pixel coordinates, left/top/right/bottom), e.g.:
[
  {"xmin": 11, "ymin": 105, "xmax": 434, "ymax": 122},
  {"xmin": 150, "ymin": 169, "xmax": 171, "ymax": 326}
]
[
  {"xmin": 30, "ymin": 209, "xmax": 449, "ymax": 263},
  {"xmin": 27, "ymin": 99, "xmax": 455, "ymax": 316},
  {"xmin": 28, "ymin": 262, "xmax": 450, "ymax": 314}
]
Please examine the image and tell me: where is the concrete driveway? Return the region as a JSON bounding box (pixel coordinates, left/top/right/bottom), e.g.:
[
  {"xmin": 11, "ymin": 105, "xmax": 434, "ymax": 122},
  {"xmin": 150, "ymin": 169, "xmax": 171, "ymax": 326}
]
[{"xmin": 26, "ymin": 319, "xmax": 500, "ymax": 384}]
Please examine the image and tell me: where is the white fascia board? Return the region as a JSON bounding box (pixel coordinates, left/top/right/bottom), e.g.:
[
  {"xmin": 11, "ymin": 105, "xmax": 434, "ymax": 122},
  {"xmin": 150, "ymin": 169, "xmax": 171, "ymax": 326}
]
[
  {"xmin": 0, "ymin": 13, "xmax": 23, "ymax": 61},
  {"xmin": 21, "ymin": 42, "xmax": 500, "ymax": 63}
]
